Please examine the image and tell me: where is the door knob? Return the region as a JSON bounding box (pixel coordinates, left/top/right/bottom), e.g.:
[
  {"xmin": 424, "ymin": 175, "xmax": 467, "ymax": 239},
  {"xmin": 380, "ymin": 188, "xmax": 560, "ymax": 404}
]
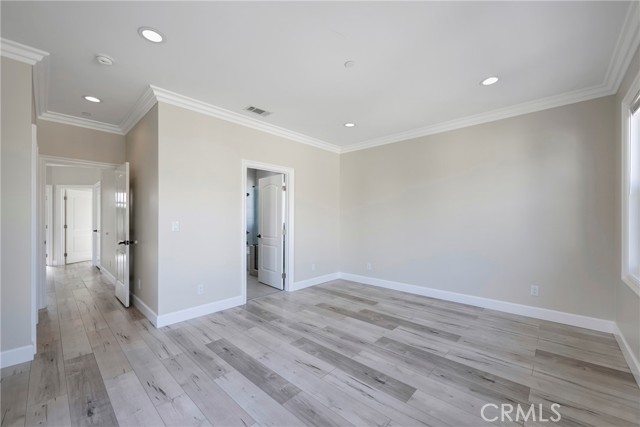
[{"xmin": 257, "ymin": 234, "xmax": 262, "ymax": 238}]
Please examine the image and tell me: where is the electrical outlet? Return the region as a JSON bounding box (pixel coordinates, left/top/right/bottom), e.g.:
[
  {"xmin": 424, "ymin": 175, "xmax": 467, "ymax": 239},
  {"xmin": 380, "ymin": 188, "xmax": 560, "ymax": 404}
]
[
  {"xmin": 197, "ymin": 284, "xmax": 204, "ymax": 295},
  {"xmin": 530, "ymin": 285, "xmax": 539, "ymax": 297},
  {"xmin": 171, "ymin": 221, "xmax": 180, "ymax": 232},
  {"xmin": 366, "ymin": 262, "xmax": 372, "ymax": 271},
  {"xmin": 311, "ymin": 263, "xmax": 316, "ymax": 271}
]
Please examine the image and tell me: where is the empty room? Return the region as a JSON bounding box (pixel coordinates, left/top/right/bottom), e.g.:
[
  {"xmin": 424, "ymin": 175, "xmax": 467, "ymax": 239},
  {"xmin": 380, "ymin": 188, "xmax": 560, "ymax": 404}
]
[{"xmin": 1, "ymin": 1, "xmax": 639, "ymax": 426}]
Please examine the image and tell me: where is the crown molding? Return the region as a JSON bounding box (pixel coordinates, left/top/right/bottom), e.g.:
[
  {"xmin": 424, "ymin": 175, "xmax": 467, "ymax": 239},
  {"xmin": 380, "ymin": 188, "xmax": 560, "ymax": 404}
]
[
  {"xmin": 149, "ymin": 85, "xmax": 341, "ymax": 154},
  {"xmin": 604, "ymin": 1, "xmax": 640, "ymax": 93},
  {"xmin": 120, "ymin": 86, "xmax": 157, "ymax": 135},
  {"xmin": 341, "ymin": 82, "xmax": 612, "ymax": 153},
  {"xmin": 0, "ymin": 38, "xmax": 48, "ymax": 65},
  {"xmin": 39, "ymin": 111, "xmax": 124, "ymax": 135},
  {"xmin": 341, "ymin": 3, "xmax": 640, "ymax": 153}
]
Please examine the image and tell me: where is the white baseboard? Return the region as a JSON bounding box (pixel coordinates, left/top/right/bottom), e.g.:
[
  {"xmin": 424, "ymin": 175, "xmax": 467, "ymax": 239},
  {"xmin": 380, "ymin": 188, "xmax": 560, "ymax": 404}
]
[
  {"xmin": 613, "ymin": 324, "xmax": 640, "ymax": 387},
  {"xmin": 1, "ymin": 344, "xmax": 35, "ymax": 368},
  {"xmin": 101, "ymin": 268, "xmax": 116, "ymax": 286},
  {"xmin": 339, "ymin": 273, "xmax": 615, "ymax": 334},
  {"xmin": 130, "ymin": 293, "xmax": 158, "ymax": 326},
  {"xmin": 156, "ymin": 295, "xmax": 244, "ymax": 328},
  {"xmin": 291, "ymin": 273, "xmax": 341, "ymax": 291}
]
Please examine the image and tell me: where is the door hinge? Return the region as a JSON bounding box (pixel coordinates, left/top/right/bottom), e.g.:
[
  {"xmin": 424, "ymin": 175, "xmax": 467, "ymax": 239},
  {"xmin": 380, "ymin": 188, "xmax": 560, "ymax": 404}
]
[
  {"xmin": 283, "ymin": 185, "xmax": 286, "ymax": 191},
  {"xmin": 64, "ymin": 196, "xmax": 67, "ymax": 201},
  {"xmin": 282, "ymin": 272, "xmax": 286, "ymax": 279},
  {"xmin": 64, "ymin": 224, "xmax": 67, "ymax": 229},
  {"xmin": 282, "ymin": 228, "xmax": 286, "ymax": 236},
  {"xmin": 64, "ymin": 253, "xmax": 67, "ymax": 258}
]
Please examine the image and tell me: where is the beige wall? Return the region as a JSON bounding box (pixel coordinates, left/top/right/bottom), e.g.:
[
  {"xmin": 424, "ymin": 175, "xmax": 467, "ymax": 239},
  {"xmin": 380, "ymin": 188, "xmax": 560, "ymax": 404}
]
[
  {"xmin": 341, "ymin": 96, "xmax": 617, "ymax": 320},
  {"xmin": 126, "ymin": 105, "xmax": 159, "ymax": 313},
  {"xmin": 157, "ymin": 102, "xmax": 340, "ymax": 315},
  {"xmin": 1, "ymin": 58, "xmax": 34, "ymax": 354},
  {"xmin": 47, "ymin": 166, "xmax": 100, "ymax": 185},
  {"xmin": 615, "ymin": 45, "xmax": 640, "ymax": 364},
  {"xmin": 37, "ymin": 119, "xmax": 126, "ymax": 164}
]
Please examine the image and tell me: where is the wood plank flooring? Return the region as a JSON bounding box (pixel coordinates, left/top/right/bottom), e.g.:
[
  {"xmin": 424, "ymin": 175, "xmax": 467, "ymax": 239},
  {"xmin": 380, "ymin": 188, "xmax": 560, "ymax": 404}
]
[{"xmin": 2, "ymin": 262, "xmax": 638, "ymax": 426}]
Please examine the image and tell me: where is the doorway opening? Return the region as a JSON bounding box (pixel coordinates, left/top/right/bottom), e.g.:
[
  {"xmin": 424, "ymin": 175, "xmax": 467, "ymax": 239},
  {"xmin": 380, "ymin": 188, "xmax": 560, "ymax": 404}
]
[{"xmin": 241, "ymin": 161, "xmax": 294, "ymax": 303}]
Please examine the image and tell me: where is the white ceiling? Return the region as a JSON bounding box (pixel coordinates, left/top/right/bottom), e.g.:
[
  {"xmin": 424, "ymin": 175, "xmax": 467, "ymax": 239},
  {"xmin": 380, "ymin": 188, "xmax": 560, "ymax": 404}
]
[{"xmin": 1, "ymin": 1, "xmax": 637, "ymax": 151}]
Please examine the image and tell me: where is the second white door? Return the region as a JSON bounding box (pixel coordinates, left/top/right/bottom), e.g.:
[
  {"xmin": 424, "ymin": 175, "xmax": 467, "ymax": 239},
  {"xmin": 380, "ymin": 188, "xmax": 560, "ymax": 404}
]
[
  {"xmin": 65, "ymin": 188, "xmax": 93, "ymax": 264},
  {"xmin": 258, "ymin": 174, "xmax": 284, "ymax": 290}
]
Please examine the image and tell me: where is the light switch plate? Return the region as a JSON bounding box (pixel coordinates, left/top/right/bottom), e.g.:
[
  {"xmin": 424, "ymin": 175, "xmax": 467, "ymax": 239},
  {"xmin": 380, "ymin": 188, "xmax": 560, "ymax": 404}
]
[{"xmin": 171, "ymin": 221, "xmax": 180, "ymax": 232}]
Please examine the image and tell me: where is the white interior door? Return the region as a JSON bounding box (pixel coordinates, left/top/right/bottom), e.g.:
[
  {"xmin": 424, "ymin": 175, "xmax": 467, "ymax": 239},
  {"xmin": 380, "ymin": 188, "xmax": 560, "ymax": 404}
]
[
  {"xmin": 45, "ymin": 185, "xmax": 53, "ymax": 266},
  {"xmin": 115, "ymin": 163, "xmax": 130, "ymax": 307},
  {"xmin": 92, "ymin": 181, "xmax": 101, "ymax": 268},
  {"xmin": 65, "ymin": 188, "xmax": 93, "ymax": 264},
  {"xmin": 258, "ymin": 174, "xmax": 284, "ymax": 290}
]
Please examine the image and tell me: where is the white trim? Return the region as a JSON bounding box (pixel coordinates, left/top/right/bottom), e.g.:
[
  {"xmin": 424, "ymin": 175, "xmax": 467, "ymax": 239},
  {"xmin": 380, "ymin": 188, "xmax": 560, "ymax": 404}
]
[
  {"xmin": 605, "ymin": 2, "xmax": 640, "ymax": 94},
  {"xmin": 152, "ymin": 86, "xmax": 340, "ymax": 153},
  {"xmin": 156, "ymin": 295, "xmax": 244, "ymax": 328},
  {"xmin": 613, "ymin": 323, "xmax": 640, "ymax": 388},
  {"xmin": 620, "ymin": 69, "xmax": 640, "ymax": 297},
  {"xmin": 0, "ymin": 38, "xmax": 48, "ymax": 65},
  {"xmin": 291, "ymin": 273, "xmax": 341, "ymax": 292},
  {"xmin": 31, "ymin": 125, "xmax": 38, "ymax": 348},
  {"xmin": 131, "ymin": 293, "xmax": 158, "ymax": 326},
  {"xmin": 120, "ymin": 86, "xmax": 157, "ymax": 135},
  {"xmin": 41, "ymin": 155, "xmax": 119, "ymax": 170},
  {"xmin": 39, "ymin": 111, "xmax": 123, "ymax": 135},
  {"xmin": 101, "ymin": 267, "xmax": 116, "ymax": 286},
  {"xmin": 241, "ymin": 160, "xmax": 295, "ymax": 304},
  {"xmin": 33, "ymin": 55, "xmax": 50, "ymax": 117},
  {"xmin": 339, "ymin": 273, "xmax": 615, "ymax": 333},
  {"xmin": 341, "ymin": 84, "xmax": 613, "ymax": 154},
  {"xmin": 0, "ymin": 344, "xmax": 35, "ymax": 368}
]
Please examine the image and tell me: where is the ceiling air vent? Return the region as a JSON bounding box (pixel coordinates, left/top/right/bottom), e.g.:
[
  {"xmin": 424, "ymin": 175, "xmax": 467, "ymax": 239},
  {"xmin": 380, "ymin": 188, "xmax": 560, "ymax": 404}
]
[{"xmin": 244, "ymin": 105, "xmax": 272, "ymax": 117}]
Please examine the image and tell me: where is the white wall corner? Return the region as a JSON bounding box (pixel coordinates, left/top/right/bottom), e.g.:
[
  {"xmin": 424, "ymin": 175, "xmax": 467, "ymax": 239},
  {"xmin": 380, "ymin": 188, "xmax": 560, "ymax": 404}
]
[
  {"xmin": 155, "ymin": 295, "xmax": 244, "ymax": 328},
  {"xmin": 291, "ymin": 273, "xmax": 341, "ymax": 291},
  {"xmin": 130, "ymin": 293, "xmax": 158, "ymax": 327},
  {"xmin": 0, "ymin": 344, "xmax": 35, "ymax": 369},
  {"xmin": 120, "ymin": 86, "xmax": 158, "ymax": 135},
  {"xmin": 338, "ymin": 273, "xmax": 615, "ymax": 334},
  {"xmin": 613, "ymin": 324, "xmax": 640, "ymax": 388}
]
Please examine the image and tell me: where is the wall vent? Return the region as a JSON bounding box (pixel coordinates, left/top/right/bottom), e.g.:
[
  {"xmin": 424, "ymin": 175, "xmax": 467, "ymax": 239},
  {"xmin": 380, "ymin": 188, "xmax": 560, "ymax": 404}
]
[{"xmin": 244, "ymin": 105, "xmax": 272, "ymax": 117}]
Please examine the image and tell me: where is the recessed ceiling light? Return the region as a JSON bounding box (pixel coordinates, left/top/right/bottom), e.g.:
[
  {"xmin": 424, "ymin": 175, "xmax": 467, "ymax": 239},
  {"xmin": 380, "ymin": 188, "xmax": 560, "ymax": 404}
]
[
  {"xmin": 83, "ymin": 95, "xmax": 102, "ymax": 103},
  {"xmin": 138, "ymin": 27, "xmax": 164, "ymax": 43},
  {"xmin": 95, "ymin": 54, "xmax": 114, "ymax": 66},
  {"xmin": 481, "ymin": 76, "xmax": 499, "ymax": 86},
  {"xmin": 344, "ymin": 122, "xmax": 356, "ymax": 127},
  {"xmin": 81, "ymin": 112, "xmax": 92, "ymax": 117},
  {"xmin": 344, "ymin": 60, "xmax": 355, "ymax": 68}
]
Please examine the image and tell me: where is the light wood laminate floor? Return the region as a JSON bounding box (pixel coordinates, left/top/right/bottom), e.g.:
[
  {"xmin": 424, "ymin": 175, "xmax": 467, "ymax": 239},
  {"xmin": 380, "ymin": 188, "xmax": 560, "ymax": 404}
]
[{"xmin": 2, "ymin": 262, "xmax": 638, "ymax": 426}]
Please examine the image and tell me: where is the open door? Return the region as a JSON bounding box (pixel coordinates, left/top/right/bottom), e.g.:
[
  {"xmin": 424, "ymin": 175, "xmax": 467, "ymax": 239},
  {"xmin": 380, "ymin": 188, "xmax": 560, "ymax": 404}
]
[
  {"xmin": 258, "ymin": 174, "xmax": 284, "ymax": 290},
  {"xmin": 115, "ymin": 162, "xmax": 131, "ymax": 307},
  {"xmin": 92, "ymin": 181, "xmax": 101, "ymax": 268}
]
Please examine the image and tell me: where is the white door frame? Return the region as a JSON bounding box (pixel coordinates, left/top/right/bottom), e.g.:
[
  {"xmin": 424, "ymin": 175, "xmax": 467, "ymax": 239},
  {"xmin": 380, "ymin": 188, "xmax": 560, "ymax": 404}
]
[
  {"xmin": 92, "ymin": 181, "xmax": 101, "ymax": 268},
  {"xmin": 45, "ymin": 185, "xmax": 53, "ymax": 267},
  {"xmin": 241, "ymin": 160, "xmax": 294, "ymax": 304}
]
